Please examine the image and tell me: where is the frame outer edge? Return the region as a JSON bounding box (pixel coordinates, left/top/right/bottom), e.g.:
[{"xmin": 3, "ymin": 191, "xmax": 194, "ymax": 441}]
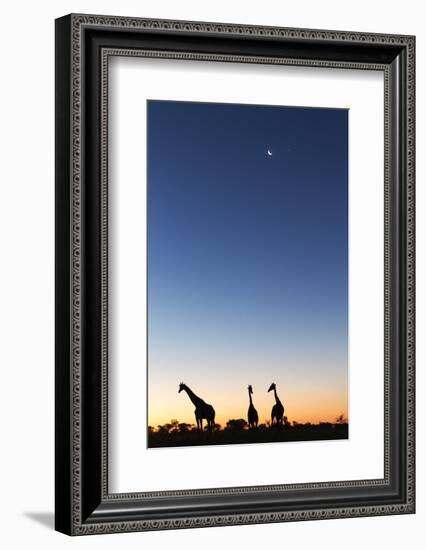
[
  {"xmin": 55, "ymin": 14, "xmax": 73, "ymax": 536},
  {"xmin": 405, "ymin": 35, "xmax": 415, "ymax": 513},
  {"xmin": 60, "ymin": 13, "xmax": 416, "ymax": 535}
]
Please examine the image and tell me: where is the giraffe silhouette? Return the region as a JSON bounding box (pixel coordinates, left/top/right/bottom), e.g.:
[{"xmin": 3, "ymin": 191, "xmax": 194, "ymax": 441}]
[
  {"xmin": 178, "ymin": 383, "xmax": 215, "ymax": 432},
  {"xmin": 268, "ymin": 383, "xmax": 284, "ymax": 427},
  {"xmin": 247, "ymin": 385, "xmax": 259, "ymax": 429}
]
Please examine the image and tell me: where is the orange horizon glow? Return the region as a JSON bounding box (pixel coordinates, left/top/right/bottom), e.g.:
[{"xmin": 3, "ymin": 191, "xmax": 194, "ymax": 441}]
[{"xmin": 148, "ymin": 375, "xmax": 348, "ymax": 429}]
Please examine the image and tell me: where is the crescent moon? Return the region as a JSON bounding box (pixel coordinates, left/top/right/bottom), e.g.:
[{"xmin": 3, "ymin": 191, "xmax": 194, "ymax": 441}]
[{"xmin": 267, "ymin": 149, "xmax": 272, "ymax": 156}]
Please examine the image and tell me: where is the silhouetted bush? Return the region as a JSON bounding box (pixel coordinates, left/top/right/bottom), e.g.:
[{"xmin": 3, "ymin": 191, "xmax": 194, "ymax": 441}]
[
  {"xmin": 178, "ymin": 422, "xmax": 192, "ymax": 433},
  {"xmin": 226, "ymin": 419, "xmax": 248, "ymax": 431}
]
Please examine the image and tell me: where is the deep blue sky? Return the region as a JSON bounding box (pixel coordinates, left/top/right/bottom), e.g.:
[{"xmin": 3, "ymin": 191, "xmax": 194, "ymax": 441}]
[{"xmin": 147, "ymin": 100, "xmax": 348, "ymax": 425}]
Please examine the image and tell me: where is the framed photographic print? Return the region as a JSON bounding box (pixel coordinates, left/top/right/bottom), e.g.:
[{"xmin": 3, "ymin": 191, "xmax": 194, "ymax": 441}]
[{"xmin": 55, "ymin": 14, "xmax": 415, "ymax": 535}]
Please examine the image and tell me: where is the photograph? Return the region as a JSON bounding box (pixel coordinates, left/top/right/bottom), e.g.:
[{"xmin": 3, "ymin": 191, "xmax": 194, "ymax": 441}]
[{"xmin": 147, "ymin": 100, "xmax": 349, "ymax": 448}]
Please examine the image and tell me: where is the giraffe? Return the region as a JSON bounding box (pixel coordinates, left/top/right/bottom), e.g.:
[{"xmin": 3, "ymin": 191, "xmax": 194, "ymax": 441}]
[
  {"xmin": 178, "ymin": 383, "xmax": 215, "ymax": 432},
  {"xmin": 247, "ymin": 385, "xmax": 259, "ymax": 429},
  {"xmin": 267, "ymin": 383, "xmax": 284, "ymax": 427}
]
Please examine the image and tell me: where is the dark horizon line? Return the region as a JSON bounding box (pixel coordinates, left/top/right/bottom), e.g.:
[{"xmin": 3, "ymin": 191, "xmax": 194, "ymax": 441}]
[{"xmin": 149, "ymin": 419, "xmax": 348, "ymax": 432}]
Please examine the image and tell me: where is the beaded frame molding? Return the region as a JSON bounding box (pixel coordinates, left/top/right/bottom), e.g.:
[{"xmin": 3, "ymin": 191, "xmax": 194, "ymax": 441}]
[{"xmin": 55, "ymin": 14, "xmax": 415, "ymax": 535}]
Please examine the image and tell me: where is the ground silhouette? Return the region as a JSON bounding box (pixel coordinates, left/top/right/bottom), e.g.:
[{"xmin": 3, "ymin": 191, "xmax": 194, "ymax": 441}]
[{"xmin": 148, "ymin": 418, "xmax": 348, "ymax": 448}]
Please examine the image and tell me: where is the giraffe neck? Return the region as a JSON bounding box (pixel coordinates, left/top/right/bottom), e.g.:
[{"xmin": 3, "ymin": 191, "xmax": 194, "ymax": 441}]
[
  {"xmin": 183, "ymin": 386, "xmax": 203, "ymax": 407},
  {"xmin": 274, "ymin": 388, "xmax": 282, "ymax": 405},
  {"xmin": 248, "ymin": 391, "xmax": 253, "ymax": 405}
]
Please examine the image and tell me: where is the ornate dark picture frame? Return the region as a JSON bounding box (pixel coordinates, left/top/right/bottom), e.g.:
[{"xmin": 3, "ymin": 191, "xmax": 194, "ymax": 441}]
[{"xmin": 55, "ymin": 14, "xmax": 415, "ymax": 535}]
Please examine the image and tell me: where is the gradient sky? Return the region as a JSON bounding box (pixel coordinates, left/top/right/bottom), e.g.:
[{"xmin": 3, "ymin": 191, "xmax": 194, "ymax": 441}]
[{"xmin": 147, "ymin": 100, "xmax": 348, "ymax": 428}]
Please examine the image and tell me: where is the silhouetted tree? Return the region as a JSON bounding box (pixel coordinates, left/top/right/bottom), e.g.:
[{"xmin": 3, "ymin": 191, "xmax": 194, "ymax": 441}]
[
  {"xmin": 283, "ymin": 416, "xmax": 291, "ymax": 427},
  {"xmin": 178, "ymin": 422, "xmax": 192, "ymax": 433},
  {"xmin": 335, "ymin": 414, "xmax": 348, "ymax": 424},
  {"xmin": 226, "ymin": 419, "xmax": 248, "ymax": 431},
  {"xmin": 157, "ymin": 424, "xmax": 169, "ymax": 434},
  {"xmin": 169, "ymin": 419, "xmax": 179, "ymax": 433},
  {"xmin": 156, "ymin": 420, "xmax": 179, "ymax": 433}
]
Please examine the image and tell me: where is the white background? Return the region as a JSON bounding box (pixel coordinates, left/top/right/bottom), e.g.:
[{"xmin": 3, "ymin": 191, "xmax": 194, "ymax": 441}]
[
  {"xmin": 0, "ymin": 1, "xmax": 423, "ymax": 549},
  {"xmin": 110, "ymin": 58, "xmax": 384, "ymax": 493}
]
